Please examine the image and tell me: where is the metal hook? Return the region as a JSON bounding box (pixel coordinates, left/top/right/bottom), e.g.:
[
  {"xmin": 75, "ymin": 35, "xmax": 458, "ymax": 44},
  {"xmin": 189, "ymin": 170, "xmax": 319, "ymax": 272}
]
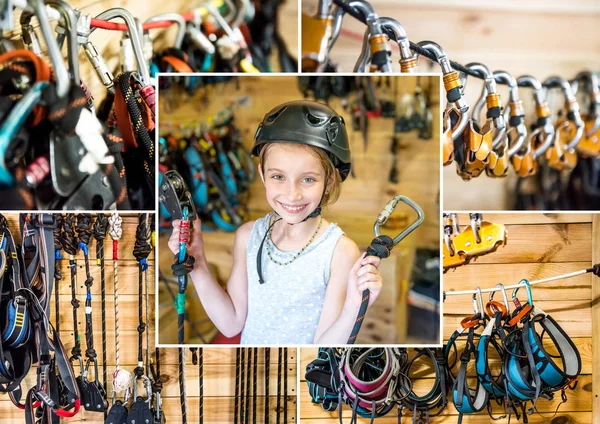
[
  {"xmin": 543, "ymin": 75, "xmax": 585, "ymax": 150},
  {"xmin": 517, "ymin": 75, "xmax": 555, "ymax": 158},
  {"xmin": 472, "ymin": 287, "xmax": 484, "ymax": 318},
  {"xmin": 373, "ymin": 195, "xmax": 424, "ymax": 247},
  {"xmin": 492, "ymin": 70, "xmax": 528, "ymax": 157},
  {"xmin": 145, "ymin": 13, "xmax": 187, "ymax": 50},
  {"xmin": 22, "ymin": 0, "xmax": 69, "ymax": 97},
  {"xmin": 466, "ymin": 62, "xmax": 507, "ymax": 145},
  {"xmin": 89, "ymin": 8, "xmax": 150, "ymax": 85},
  {"xmin": 571, "ymin": 71, "xmax": 600, "ymax": 137},
  {"xmin": 469, "ymin": 213, "xmax": 482, "ymax": 244},
  {"xmin": 512, "ymin": 279, "xmax": 533, "ymax": 306},
  {"xmin": 378, "ymin": 17, "xmax": 416, "ymax": 72},
  {"xmin": 47, "ymin": 0, "xmax": 81, "ymax": 84},
  {"xmin": 416, "ymin": 40, "xmax": 469, "ymax": 139},
  {"xmin": 490, "ymin": 283, "xmax": 510, "ymax": 314}
]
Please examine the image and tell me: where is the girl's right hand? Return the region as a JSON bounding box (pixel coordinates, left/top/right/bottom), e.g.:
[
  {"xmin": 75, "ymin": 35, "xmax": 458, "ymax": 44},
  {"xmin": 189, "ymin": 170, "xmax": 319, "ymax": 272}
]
[{"xmin": 168, "ymin": 218, "xmax": 205, "ymax": 262}]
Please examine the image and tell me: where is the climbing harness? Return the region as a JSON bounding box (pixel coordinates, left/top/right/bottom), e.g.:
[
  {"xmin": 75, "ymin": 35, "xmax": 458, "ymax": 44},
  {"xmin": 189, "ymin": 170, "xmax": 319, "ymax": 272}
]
[
  {"xmin": 3, "ymin": 213, "xmax": 82, "ymax": 422},
  {"xmin": 347, "ymin": 195, "xmax": 424, "ymax": 344},
  {"xmin": 128, "ymin": 214, "xmax": 154, "ymax": 424},
  {"xmin": 159, "ymin": 170, "xmax": 197, "ymax": 344}
]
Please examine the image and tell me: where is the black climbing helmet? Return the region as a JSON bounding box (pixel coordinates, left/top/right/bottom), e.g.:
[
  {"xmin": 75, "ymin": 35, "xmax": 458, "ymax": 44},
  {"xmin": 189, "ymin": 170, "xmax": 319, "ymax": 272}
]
[{"xmin": 252, "ymin": 100, "xmax": 352, "ymax": 181}]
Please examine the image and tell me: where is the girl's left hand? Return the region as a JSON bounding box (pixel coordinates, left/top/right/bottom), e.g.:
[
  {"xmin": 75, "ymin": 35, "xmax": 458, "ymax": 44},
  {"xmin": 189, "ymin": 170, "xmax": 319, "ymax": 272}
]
[{"xmin": 347, "ymin": 253, "xmax": 383, "ymax": 309}]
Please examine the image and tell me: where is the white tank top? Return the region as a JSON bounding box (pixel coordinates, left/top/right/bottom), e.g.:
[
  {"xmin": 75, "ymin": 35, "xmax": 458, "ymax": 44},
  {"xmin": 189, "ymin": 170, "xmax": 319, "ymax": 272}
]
[{"xmin": 242, "ymin": 212, "xmax": 344, "ymax": 344}]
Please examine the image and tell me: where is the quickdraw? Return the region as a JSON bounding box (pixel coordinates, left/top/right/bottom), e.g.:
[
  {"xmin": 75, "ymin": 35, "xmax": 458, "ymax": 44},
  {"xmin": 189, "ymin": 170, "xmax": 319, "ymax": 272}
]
[
  {"xmin": 347, "ymin": 195, "xmax": 424, "ymax": 344},
  {"xmin": 159, "ymin": 170, "xmax": 197, "ymax": 344}
]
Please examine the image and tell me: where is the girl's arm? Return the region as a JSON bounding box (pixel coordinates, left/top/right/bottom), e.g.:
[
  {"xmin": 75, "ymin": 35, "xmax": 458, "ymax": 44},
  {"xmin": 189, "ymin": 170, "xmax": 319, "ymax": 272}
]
[
  {"xmin": 168, "ymin": 218, "xmax": 253, "ymax": 338},
  {"xmin": 312, "ymin": 237, "xmax": 383, "ymax": 344}
]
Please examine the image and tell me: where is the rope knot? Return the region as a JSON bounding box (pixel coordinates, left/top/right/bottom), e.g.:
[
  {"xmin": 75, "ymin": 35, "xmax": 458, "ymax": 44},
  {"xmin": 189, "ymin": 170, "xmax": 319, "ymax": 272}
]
[
  {"xmin": 172, "ymin": 255, "xmax": 195, "ymax": 276},
  {"xmin": 137, "ymin": 323, "xmax": 146, "ymax": 334},
  {"xmin": 71, "ymin": 299, "xmax": 80, "ymax": 308},
  {"xmin": 365, "ymin": 235, "xmax": 394, "ymax": 259}
]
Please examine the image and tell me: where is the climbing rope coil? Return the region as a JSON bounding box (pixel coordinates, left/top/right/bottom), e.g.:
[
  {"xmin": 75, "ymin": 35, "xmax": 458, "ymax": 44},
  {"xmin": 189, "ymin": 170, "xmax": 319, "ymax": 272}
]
[
  {"xmin": 304, "ymin": 0, "xmax": 600, "ymax": 210},
  {"xmin": 307, "ymin": 265, "xmax": 600, "ymax": 423}
]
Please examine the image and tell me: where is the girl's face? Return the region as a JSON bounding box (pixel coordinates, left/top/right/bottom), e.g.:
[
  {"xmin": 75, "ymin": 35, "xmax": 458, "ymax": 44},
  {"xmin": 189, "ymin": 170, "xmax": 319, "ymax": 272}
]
[{"xmin": 260, "ymin": 144, "xmax": 327, "ymax": 224}]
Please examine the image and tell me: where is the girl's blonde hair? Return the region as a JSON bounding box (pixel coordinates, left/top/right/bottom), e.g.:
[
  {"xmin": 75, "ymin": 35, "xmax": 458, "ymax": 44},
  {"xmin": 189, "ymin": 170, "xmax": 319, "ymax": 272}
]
[{"xmin": 258, "ymin": 143, "xmax": 342, "ymax": 208}]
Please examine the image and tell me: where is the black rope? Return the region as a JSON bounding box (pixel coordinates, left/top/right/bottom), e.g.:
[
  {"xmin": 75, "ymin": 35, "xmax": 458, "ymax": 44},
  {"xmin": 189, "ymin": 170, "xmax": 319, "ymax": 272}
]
[
  {"xmin": 240, "ymin": 348, "xmax": 246, "ymax": 424},
  {"xmin": 331, "ymin": 0, "xmax": 554, "ymax": 86},
  {"xmin": 199, "ymin": 347, "xmax": 204, "ymax": 424},
  {"xmin": 235, "ymin": 348, "xmax": 240, "ymax": 424},
  {"xmin": 93, "ymin": 213, "xmax": 108, "ymax": 411},
  {"xmin": 253, "ymin": 348, "xmax": 257, "ymax": 424},
  {"xmin": 277, "ymin": 348, "xmax": 282, "ymax": 424},
  {"xmin": 245, "ymin": 347, "xmax": 251, "ymax": 423},
  {"xmin": 179, "ymin": 347, "xmax": 187, "ymax": 424},
  {"xmin": 265, "ymin": 347, "xmax": 270, "ymax": 424},
  {"xmin": 133, "ymin": 214, "xmax": 152, "ymax": 378},
  {"xmin": 77, "ymin": 213, "xmax": 96, "ymax": 363},
  {"xmin": 284, "ymin": 347, "xmax": 288, "ymax": 423},
  {"xmin": 53, "ymin": 214, "xmax": 63, "ymax": 334},
  {"xmin": 62, "ymin": 213, "xmax": 81, "ymax": 363}
]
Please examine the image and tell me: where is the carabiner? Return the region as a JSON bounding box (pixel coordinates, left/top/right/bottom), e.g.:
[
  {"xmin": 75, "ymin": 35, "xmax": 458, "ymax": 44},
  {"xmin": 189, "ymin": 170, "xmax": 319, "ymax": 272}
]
[
  {"xmin": 416, "ymin": 41, "xmax": 469, "ymax": 141},
  {"xmin": 20, "ymin": 0, "xmax": 69, "ymax": 97},
  {"xmin": 489, "ymin": 283, "xmax": 510, "ymax": 316},
  {"xmin": 512, "ymin": 279, "xmax": 534, "ymax": 307},
  {"xmin": 89, "ymin": 8, "xmax": 151, "ymax": 85},
  {"xmin": 378, "ymin": 17, "xmax": 417, "ymax": 72},
  {"xmin": 46, "ymin": 0, "xmax": 81, "ymax": 84},
  {"xmin": 473, "ymin": 287, "xmax": 484, "ymax": 319},
  {"xmin": 373, "ymin": 195, "xmax": 424, "ymax": 247},
  {"xmin": 544, "ymin": 75, "xmax": 585, "ymax": 151},
  {"xmin": 517, "ymin": 75, "xmax": 555, "ymax": 159},
  {"xmin": 491, "ymin": 70, "xmax": 528, "ymax": 158}
]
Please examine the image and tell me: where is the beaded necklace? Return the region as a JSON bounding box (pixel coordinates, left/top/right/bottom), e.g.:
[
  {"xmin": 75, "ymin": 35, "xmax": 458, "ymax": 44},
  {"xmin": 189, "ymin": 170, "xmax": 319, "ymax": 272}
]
[{"xmin": 266, "ymin": 216, "xmax": 323, "ymax": 266}]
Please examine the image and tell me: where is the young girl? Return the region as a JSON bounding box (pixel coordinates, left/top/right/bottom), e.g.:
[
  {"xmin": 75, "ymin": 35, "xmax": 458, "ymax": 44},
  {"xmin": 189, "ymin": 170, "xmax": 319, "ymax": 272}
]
[{"xmin": 168, "ymin": 100, "xmax": 383, "ymax": 344}]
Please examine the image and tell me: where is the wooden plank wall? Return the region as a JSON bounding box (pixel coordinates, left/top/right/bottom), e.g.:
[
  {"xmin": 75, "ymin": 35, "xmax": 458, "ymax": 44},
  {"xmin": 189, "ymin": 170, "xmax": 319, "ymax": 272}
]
[
  {"xmin": 303, "ymin": 0, "xmax": 600, "ymax": 210},
  {"xmin": 301, "ymin": 213, "xmax": 596, "ymax": 423},
  {"xmin": 157, "ymin": 75, "xmax": 441, "ymax": 344},
  {"xmin": 5, "ymin": 0, "xmax": 298, "ymax": 102}
]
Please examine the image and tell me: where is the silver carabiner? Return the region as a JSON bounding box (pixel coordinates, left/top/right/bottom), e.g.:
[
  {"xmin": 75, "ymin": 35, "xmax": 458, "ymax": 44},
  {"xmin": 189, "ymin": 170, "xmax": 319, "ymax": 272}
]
[{"xmin": 373, "ymin": 195, "xmax": 424, "ymax": 247}]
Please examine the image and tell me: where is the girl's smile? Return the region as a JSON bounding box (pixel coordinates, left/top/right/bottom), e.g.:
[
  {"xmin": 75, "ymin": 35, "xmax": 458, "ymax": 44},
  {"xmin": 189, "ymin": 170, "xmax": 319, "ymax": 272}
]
[{"xmin": 260, "ymin": 143, "xmax": 328, "ymax": 225}]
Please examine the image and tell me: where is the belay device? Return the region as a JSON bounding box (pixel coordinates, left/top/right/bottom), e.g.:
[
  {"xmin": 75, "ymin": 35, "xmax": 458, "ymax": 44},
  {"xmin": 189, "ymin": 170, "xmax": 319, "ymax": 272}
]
[
  {"xmin": 347, "ymin": 195, "xmax": 425, "ymax": 344},
  {"xmin": 159, "ymin": 170, "xmax": 197, "ymax": 344}
]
